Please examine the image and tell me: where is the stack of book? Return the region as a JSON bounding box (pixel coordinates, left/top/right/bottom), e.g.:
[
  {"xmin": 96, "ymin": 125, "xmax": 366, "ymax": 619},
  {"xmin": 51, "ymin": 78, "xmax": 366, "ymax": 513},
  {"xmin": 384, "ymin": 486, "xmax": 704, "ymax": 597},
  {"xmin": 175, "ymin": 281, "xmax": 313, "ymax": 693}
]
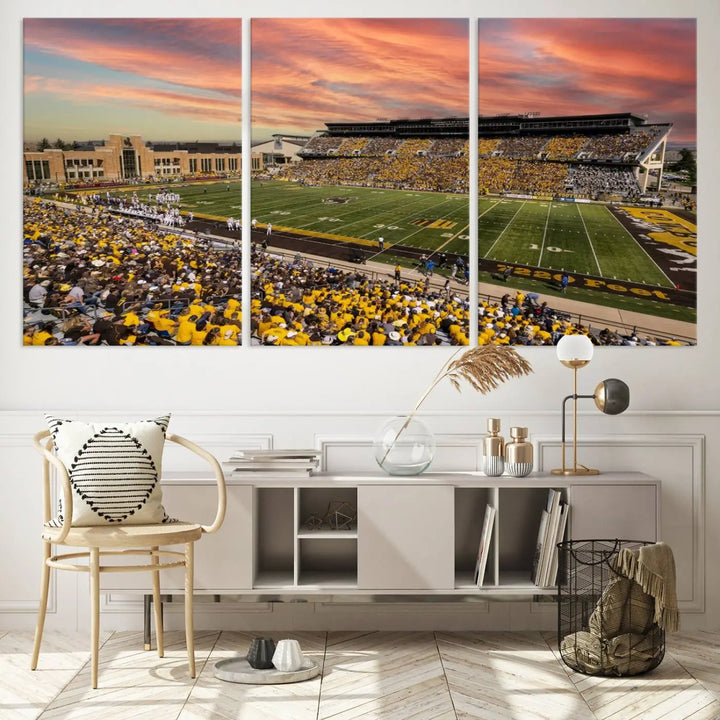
[
  {"xmin": 531, "ymin": 489, "xmax": 569, "ymax": 588},
  {"xmin": 222, "ymin": 449, "xmax": 321, "ymax": 476}
]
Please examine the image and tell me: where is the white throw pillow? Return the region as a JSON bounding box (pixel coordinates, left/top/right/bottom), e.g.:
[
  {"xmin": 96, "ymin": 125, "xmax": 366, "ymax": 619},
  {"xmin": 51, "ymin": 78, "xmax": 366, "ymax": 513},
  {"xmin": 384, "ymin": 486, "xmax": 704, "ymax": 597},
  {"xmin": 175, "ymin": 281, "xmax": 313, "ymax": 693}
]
[{"xmin": 45, "ymin": 414, "xmax": 173, "ymax": 526}]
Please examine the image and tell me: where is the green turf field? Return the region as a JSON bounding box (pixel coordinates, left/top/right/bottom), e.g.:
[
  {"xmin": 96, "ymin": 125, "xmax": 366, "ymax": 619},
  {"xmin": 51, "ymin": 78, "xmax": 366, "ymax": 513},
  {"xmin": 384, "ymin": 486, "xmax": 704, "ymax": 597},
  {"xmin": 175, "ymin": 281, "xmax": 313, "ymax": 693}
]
[
  {"xmin": 251, "ymin": 181, "xmax": 470, "ymax": 251},
  {"xmin": 114, "ymin": 179, "xmax": 673, "ymax": 288},
  {"xmin": 477, "ymin": 198, "xmax": 672, "ymax": 287}
]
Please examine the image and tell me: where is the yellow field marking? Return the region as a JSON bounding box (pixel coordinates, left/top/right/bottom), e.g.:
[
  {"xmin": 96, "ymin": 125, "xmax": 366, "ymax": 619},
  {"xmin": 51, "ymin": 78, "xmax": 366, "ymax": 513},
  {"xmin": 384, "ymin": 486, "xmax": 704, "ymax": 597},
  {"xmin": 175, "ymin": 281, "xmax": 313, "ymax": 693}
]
[
  {"xmin": 191, "ymin": 212, "xmax": 229, "ymax": 222},
  {"xmin": 411, "ymin": 218, "xmax": 457, "ymax": 229},
  {"xmin": 620, "ymin": 206, "xmax": 697, "ymax": 256},
  {"xmin": 432, "ymin": 198, "xmax": 500, "ymax": 252},
  {"xmin": 428, "ymin": 219, "xmax": 457, "ymax": 229}
]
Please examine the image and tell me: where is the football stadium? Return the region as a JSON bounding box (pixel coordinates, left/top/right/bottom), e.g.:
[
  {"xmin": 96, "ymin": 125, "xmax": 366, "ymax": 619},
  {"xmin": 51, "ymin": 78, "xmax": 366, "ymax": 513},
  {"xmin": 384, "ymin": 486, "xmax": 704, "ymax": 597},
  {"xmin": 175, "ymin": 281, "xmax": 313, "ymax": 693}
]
[{"xmin": 23, "ymin": 113, "xmax": 696, "ymax": 347}]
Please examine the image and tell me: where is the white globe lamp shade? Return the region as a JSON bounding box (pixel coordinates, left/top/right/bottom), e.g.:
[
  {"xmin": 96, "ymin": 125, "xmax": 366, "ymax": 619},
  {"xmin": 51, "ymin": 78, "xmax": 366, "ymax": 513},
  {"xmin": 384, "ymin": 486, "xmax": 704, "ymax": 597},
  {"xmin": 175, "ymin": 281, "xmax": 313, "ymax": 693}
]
[{"xmin": 556, "ymin": 334, "xmax": 594, "ymax": 369}]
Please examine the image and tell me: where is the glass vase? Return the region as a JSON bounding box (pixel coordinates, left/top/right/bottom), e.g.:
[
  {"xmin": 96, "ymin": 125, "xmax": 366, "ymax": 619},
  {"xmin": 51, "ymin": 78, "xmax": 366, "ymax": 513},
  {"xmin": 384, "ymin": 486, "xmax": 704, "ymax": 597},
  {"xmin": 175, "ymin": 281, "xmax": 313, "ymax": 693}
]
[{"xmin": 373, "ymin": 416, "xmax": 436, "ymax": 475}]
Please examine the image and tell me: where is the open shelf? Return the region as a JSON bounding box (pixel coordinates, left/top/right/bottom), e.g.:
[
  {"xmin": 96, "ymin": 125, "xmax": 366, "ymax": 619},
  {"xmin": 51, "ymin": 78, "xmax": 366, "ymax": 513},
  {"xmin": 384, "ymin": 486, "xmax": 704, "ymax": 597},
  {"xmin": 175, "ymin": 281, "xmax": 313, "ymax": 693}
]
[
  {"xmin": 498, "ymin": 571, "xmax": 557, "ymax": 595},
  {"xmin": 254, "ymin": 487, "xmax": 294, "ymax": 584},
  {"xmin": 454, "ymin": 486, "xmax": 494, "ymax": 587},
  {"xmin": 455, "ymin": 570, "xmax": 492, "ymax": 590},
  {"xmin": 498, "ymin": 486, "xmax": 560, "ymax": 582},
  {"xmin": 296, "ymin": 570, "xmax": 358, "ymax": 589},
  {"xmin": 298, "ymin": 537, "xmax": 357, "ymax": 588},
  {"xmin": 241, "ymin": 473, "xmax": 656, "ymax": 599},
  {"xmin": 298, "ymin": 486, "xmax": 357, "ymax": 534},
  {"xmin": 254, "ymin": 570, "xmax": 295, "ymax": 589}
]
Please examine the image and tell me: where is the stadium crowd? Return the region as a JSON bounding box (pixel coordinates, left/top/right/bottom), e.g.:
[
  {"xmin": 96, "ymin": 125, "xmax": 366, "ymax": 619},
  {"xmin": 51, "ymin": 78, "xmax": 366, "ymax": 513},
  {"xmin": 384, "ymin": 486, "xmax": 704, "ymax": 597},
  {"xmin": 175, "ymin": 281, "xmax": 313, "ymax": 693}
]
[
  {"xmin": 493, "ymin": 136, "xmax": 549, "ymax": 159},
  {"xmin": 477, "ymin": 138, "xmax": 502, "ymax": 156},
  {"xmin": 430, "ymin": 138, "xmax": 468, "ymax": 156},
  {"xmin": 24, "ymin": 198, "xmax": 243, "ymax": 346},
  {"xmin": 23, "ymin": 199, "xmax": 687, "ymax": 347},
  {"xmin": 581, "ymin": 129, "xmax": 664, "ymax": 161},
  {"xmin": 302, "ymin": 129, "xmax": 664, "ymax": 163},
  {"xmin": 542, "ymin": 136, "xmax": 590, "ymax": 160},
  {"xmin": 276, "ymin": 156, "xmax": 468, "ymax": 193},
  {"xmin": 282, "ymin": 148, "xmax": 645, "ymax": 199},
  {"xmin": 567, "ymin": 165, "xmax": 640, "ymax": 198}
]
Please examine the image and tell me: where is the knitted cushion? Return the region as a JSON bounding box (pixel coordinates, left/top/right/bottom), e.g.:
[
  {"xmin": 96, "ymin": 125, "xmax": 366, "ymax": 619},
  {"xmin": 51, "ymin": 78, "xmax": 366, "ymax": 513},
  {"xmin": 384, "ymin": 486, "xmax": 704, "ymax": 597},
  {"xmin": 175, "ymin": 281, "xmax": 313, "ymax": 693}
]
[
  {"xmin": 589, "ymin": 577, "xmax": 630, "ymax": 638},
  {"xmin": 620, "ymin": 580, "xmax": 656, "ymax": 635},
  {"xmin": 45, "ymin": 414, "xmax": 173, "ymax": 526}
]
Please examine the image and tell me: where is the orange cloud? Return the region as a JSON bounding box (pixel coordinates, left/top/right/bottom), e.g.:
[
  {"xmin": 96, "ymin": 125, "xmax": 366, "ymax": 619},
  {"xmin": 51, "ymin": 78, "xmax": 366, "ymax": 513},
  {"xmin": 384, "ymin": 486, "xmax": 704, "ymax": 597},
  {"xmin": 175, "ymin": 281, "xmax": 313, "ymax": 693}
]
[
  {"xmin": 478, "ymin": 19, "xmax": 696, "ymax": 142},
  {"xmin": 24, "ymin": 19, "xmax": 241, "ymax": 96},
  {"xmin": 252, "ymin": 19, "xmax": 467, "ymax": 134}
]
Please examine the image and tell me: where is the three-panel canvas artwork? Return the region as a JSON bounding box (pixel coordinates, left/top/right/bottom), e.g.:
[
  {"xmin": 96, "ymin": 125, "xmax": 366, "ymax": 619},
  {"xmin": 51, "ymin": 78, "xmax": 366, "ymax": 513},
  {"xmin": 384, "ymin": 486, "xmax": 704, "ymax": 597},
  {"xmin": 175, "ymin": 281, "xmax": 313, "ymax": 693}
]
[{"xmin": 22, "ymin": 18, "xmax": 696, "ymax": 347}]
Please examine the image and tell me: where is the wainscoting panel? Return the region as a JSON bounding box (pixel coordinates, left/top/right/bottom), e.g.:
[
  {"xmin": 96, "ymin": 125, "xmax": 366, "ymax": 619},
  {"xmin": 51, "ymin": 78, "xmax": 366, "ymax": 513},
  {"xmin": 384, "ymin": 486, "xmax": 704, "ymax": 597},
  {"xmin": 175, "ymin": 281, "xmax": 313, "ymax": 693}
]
[
  {"xmin": 536, "ymin": 433, "xmax": 704, "ymax": 613},
  {"xmin": 0, "ymin": 411, "xmax": 714, "ymax": 632}
]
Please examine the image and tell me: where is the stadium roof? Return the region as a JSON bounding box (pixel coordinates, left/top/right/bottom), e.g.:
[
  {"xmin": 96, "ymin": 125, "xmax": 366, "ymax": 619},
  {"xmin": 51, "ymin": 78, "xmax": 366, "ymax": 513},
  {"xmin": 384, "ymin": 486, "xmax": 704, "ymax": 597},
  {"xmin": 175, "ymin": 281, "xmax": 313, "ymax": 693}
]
[{"xmin": 323, "ymin": 113, "xmax": 671, "ymax": 138}]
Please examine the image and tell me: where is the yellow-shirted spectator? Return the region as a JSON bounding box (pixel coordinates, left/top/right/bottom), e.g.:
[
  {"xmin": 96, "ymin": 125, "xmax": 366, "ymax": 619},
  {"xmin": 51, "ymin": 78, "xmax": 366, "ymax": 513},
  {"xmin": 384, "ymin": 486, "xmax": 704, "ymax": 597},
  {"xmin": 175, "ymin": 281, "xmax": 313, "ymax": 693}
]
[{"xmin": 190, "ymin": 323, "xmax": 208, "ymax": 345}]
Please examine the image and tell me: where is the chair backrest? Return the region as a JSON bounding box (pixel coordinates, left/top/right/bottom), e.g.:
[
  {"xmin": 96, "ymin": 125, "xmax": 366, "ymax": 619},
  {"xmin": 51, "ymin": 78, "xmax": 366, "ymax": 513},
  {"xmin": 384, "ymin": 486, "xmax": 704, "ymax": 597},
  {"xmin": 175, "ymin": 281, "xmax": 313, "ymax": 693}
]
[{"xmin": 33, "ymin": 429, "xmax": 226, "ymax": 543}]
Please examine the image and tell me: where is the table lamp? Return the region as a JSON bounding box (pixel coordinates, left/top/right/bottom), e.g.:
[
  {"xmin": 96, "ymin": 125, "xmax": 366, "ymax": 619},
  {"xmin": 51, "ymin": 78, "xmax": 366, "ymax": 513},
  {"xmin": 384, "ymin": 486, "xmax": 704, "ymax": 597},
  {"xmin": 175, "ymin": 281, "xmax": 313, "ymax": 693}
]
[{"xmin": 552, "ymin": 334, "xmax": 630, "ymax": 476}]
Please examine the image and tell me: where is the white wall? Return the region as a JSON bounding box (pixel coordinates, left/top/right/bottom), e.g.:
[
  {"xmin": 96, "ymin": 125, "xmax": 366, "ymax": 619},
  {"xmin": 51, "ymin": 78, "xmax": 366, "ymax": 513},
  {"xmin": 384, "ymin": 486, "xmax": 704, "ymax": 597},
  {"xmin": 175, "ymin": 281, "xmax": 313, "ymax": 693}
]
[{"xmin": 2, "ymin": 0, "xmax": 719, "ymax": 632}]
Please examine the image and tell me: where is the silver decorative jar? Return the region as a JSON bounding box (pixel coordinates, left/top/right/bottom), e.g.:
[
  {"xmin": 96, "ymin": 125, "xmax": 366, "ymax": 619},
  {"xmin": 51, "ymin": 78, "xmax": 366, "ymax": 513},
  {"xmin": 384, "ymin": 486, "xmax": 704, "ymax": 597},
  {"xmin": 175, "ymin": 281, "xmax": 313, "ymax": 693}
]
[{"xmin": 505, "ymin": 426, "xmax": 533, "ymax": 477}]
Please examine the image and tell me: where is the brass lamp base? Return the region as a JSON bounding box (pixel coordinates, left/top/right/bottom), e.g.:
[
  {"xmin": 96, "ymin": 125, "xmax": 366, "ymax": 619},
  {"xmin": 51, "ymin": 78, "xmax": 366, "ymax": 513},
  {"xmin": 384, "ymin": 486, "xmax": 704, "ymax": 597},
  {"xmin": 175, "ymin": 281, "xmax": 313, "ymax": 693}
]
[{"xmin": 551, "ymin": 466, "xmax": 599, "ymax": 476}]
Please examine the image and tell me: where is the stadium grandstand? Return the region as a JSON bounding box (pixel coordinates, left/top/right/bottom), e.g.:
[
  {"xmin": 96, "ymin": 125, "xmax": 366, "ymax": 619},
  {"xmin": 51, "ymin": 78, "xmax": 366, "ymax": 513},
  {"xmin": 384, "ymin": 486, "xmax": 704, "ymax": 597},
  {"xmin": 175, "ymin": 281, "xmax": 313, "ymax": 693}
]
[
  {"xmin": 277, "ymin": 112, "xmax": 671, "ymax": 201},
  {"xmin": 24, "ymin": 198, "xmax": 690, "ymax": 347}
]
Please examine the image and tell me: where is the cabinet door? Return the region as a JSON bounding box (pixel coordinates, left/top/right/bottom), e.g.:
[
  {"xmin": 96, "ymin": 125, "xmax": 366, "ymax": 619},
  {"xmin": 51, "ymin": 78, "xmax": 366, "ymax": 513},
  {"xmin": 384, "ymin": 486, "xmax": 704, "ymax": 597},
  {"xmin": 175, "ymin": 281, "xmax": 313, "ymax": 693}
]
[
  {"xmin": 569, "ymin": 484, "xmax": 658, "ymax": 542},
  {"xmin": 357, "ymin": 485, "xmax": 454, "ymax": 590},
  {"xmin": 163, "ymin": 484, "xmax": 253, "ymax": 591},
  {"xmin": 101, "ymin": 483, "xmax": 253, "ymax": 592}
]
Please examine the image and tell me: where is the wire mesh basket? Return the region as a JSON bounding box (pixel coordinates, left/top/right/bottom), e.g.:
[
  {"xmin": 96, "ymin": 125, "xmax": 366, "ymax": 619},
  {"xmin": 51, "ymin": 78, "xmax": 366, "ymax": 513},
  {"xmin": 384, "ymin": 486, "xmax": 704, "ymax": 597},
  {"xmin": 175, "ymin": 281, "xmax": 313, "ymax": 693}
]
[{"xmin": 557, "ymin": 539, "xmax": 665, "ymax": 676}]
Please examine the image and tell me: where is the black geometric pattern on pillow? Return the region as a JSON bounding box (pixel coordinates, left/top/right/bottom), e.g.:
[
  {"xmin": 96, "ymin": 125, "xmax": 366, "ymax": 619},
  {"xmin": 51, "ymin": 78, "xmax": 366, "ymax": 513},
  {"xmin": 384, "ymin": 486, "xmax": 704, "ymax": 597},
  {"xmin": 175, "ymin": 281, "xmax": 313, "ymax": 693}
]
[
  {"xmin": 68, "ymin": 427, "xmax": 158, "ymax": 523},
  {"xmin": 47, "ymin": 416, "xmax": 64, "ymax": 443},
  {"xmin": 153, "ymin": 417, "xmax": 169, "ymax": 436}
]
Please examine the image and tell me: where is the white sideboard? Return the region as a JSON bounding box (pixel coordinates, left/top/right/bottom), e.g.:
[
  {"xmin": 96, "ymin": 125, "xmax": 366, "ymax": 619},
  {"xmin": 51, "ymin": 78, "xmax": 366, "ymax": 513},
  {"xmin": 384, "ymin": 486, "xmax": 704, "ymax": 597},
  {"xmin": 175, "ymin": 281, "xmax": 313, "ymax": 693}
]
[{"xmin": 102, "ymin": 471, "xmax": 659, "ymax": 598}]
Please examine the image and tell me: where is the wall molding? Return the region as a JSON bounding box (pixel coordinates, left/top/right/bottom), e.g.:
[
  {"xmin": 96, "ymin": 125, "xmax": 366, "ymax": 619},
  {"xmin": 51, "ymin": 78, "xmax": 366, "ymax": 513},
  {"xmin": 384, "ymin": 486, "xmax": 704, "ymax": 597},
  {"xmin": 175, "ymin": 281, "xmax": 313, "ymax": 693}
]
[
  {"xmin": 3, "ymin": 409, "xmax": 720, "ymax": 424},
  {"xmin": 2, "ymin": 415, "xmax": 713, "ymax": 629},
  {"xmin": 535, "ymin": 433, "xmax": 705, "ymax": 613},
  {"xmin": 315, "ymin": 433, "xmax": 484, "ymax": 472}
]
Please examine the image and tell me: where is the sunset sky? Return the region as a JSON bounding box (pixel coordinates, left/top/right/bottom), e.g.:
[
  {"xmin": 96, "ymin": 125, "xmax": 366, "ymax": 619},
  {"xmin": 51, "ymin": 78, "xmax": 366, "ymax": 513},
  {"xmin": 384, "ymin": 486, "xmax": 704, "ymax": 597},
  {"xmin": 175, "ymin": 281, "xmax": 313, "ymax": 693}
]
[
  {"xmin": 24, "ymin": 19, "xmax": 241, "ymax": 142},
  {"xmin": 23, "ymin": 17, "xmax": 696, "ymax": 146},
  {"xmin": 251, "ymin": 19, "xmax": 468, "ymax": 141},
  {"xmin": 479, "ymin": 19, "xmax": 696, "ymax": 145}
]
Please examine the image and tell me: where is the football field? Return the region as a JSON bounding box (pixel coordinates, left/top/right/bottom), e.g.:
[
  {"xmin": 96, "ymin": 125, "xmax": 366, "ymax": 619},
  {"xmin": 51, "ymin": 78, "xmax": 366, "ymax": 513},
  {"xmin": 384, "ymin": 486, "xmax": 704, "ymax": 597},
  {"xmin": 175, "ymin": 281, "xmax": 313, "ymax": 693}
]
[
  {"xmin": 477, "ymin": 197, "xmax": 674, "ymax": 288},
  {"xmin": 251, "ymin": 180, "xmax": 470, "ymax": 252},
  {"xmin": 114, "ymin": 179, "xmax": 681, "ymax": 289}
]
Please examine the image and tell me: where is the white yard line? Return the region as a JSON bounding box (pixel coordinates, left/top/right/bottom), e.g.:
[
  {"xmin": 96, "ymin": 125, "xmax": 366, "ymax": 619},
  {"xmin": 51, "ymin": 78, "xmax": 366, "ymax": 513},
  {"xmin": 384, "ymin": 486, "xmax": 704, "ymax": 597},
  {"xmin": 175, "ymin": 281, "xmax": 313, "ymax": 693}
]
[
  {"xmin": 450, "ymin": 198, "xmax": 500, "ymax": 254},
  {"xmin": 362, "ymin": 196, "xmax": 466, "ymax": 261},
  {"xmin": 604, "ymin": 205, "xmax": 676, "ymax": 287},
  {"xmin": 576, "ymin": 203, "xmax": 602, "ymax": 276},
  {"xmin": 478, "ymin": 199, "xmax": 502, "ymax": 219},
  {"xmin": 295, "ymin": 189, "xmax": 428, "ymax": 232},
  {"xmin": 538, "ymin": 201, "xmax": 552, "ymax": 267},
  {"xmin": 376, "ymin": 196, "xmax": 465, "ymax": 246},
  {"xmin": 486, "ymin": 200, "xmax": 527, "ymax": 257},
  {"xmin": 436, "ymin": 223, "xmax": 470, "ymax": 252}
]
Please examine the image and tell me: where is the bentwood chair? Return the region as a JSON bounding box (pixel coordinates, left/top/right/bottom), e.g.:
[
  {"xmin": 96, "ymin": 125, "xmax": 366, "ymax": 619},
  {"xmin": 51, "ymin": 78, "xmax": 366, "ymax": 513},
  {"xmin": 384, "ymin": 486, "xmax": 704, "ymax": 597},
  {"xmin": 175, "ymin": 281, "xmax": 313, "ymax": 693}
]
[{"xmin": 30, "ymin": 429, "xmax": 226, "ymax": 688}]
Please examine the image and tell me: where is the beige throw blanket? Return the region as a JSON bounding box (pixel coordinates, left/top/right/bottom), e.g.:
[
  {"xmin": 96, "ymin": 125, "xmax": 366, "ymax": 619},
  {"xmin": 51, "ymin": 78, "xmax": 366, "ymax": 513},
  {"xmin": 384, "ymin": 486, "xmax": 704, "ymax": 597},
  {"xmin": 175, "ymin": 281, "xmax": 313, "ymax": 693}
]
[{"xmin": 613, "ymin": 542, "xmax": 679, "ymax": 633}]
